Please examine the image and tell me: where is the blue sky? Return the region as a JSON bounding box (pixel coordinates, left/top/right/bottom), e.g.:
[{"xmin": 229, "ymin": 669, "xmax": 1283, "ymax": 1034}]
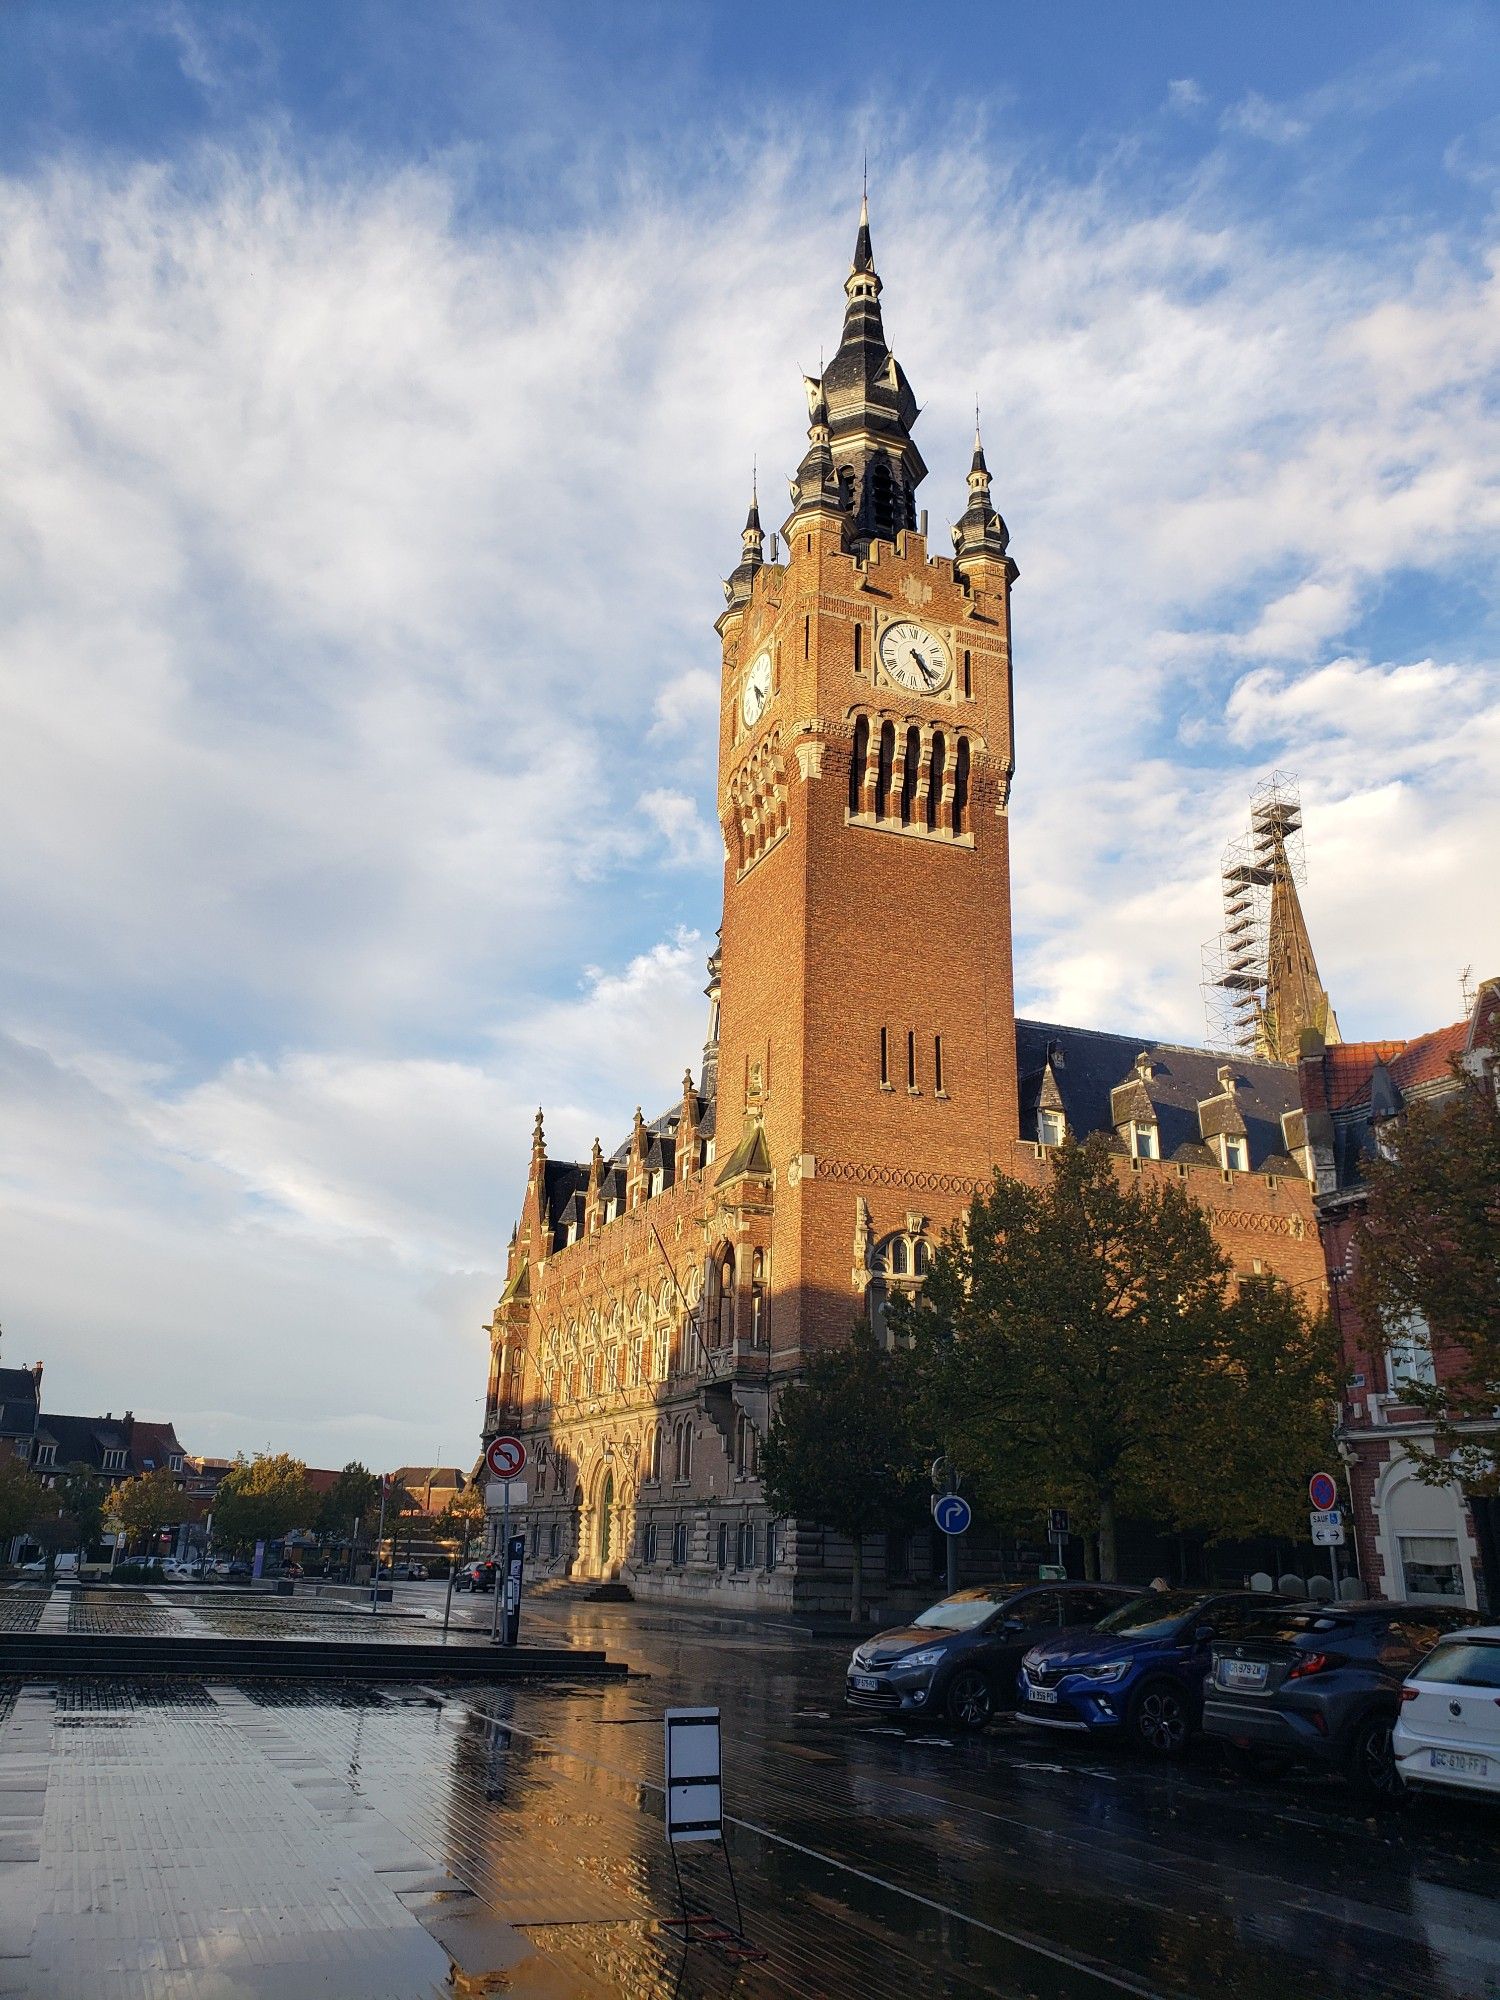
[{"xmin": 1, "ymin": 2, "xmax": 1497, "ymax": 1464}]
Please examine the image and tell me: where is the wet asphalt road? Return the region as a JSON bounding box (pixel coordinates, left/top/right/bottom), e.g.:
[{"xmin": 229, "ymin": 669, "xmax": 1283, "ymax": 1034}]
[
  {"xmin": 2, "ymin": 1581, "xmax": 1497, "ymax": 1997},
  {"xmin": 429, "ymin": 1582, "xmax": 1500, "ymax": 1999}
]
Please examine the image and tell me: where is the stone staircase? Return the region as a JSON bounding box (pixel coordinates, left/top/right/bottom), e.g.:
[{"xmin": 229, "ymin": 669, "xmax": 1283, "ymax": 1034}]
[{"xmin": 527, "ymin": 1577, "xmax": 635, "ymax": 1606}]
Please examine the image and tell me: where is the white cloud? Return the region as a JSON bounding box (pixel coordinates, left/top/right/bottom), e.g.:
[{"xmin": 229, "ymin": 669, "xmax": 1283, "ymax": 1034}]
[{"xmin": 2, "ymin": 110, "xmax": 1498, "ymax": 1463}]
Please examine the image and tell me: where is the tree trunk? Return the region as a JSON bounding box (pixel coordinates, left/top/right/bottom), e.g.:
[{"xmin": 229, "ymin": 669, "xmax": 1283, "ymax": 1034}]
[
  {"xmin": 850, "ymin": 1533, "xmax": 864, "ymax": 1622},
  {"xmin": 1083, "ymin": 1535, "xmax": 1098, "ymax": 1581},
  {"xmin": 1098, "ymin": 1495, "xmax": 1118, "ymax": 1582}
]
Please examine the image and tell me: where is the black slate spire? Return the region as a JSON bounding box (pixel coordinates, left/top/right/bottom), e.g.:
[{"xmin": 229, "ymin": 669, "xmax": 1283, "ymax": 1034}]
[
  {"xmin": 952, "ymin": 414, "xmax": 1011, "ymax": 575},
  {"xmin": 721, "ymin": 471, "xmax": 766, "ymax": 613},
  {"xmin": 814, "ymin": 191, "xmax": 927, "ymax": 549}
]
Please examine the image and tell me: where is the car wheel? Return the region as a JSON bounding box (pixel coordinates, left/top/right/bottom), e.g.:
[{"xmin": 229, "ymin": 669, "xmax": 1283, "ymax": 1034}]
[
  {"xmin": 1130, "ymin": 1680, "xmax": 1193, "ymax": 1757},
  {"xmin": 944, "ymin": 1668, "xmax": 994, "ymax": 1732},
  {"xmin": 1346, "ymin": 1713, "xmax": 1403, "ymax": 1805}
]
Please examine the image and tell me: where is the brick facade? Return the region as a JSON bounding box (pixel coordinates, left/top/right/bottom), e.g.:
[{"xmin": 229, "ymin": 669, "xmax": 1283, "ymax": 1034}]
[{"xmin": 479, "ymin": 210, "xmax": 1325, "ymax": 1614}]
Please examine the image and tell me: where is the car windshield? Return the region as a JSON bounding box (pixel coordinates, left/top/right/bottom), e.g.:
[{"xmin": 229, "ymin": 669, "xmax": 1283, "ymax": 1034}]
[
  {"xmin": 912, "ymin": 1588, "xmax": 1020, "ymax": 1631},
  {"xmin": 1094, "ymin": 1590, "xmax": 1214, "ymax": 1639},
  {"xmin": 1414, "ymin": 1638, "xmax": 1500, "ymax": 1688}
]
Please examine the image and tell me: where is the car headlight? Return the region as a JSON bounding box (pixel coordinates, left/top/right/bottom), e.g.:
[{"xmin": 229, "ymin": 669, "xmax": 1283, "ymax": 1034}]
[
  {"xmin": 1073, "ymin": 1661, "xmax": 1130, "ymax": 1683},
  {"xmin": 901, "ymin": 1648, "xmax": 947, "ymax": 1669}
]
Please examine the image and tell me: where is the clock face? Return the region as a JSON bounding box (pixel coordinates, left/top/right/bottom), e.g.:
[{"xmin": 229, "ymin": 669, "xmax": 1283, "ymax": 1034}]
[
  {"xmin": 741, "ymin": 650, "xmax": 772, "ymax": 728},
  {"xmin": 879, "ymin": 620, "xmax": 951, "ymax": 694}
]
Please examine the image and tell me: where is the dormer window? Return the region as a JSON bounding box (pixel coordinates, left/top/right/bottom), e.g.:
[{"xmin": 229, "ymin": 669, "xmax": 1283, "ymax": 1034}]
[
  {"xmin": 169, "ymin": 1455, "xmax": 183, "ymax": 1474},
  {"xmin": 34, "ymin": 1443, "xmax": 55, "ymax": 1469},
  {"xmin": 103, "ymin": 1448, "xmax": 126, "ymax": 1473},
  {"xmin": 1222, "ymin": 1135, "xmax": 1248, "ymax": 1172},
  {"xmin": 1038, "ymin": 1110, "xmax": 1065, "ymax": 1147},
  {"xmin": 648, "ymin": 1168, "xmax": 664, "ymax": 1199},
  {"xmin": 702, "ymin": 1138, "xmax": 716, "ymax": 1168},
  {"xmin": 1130, "ymin": 1122, "xmax": 1159, "ymax": 1161}
]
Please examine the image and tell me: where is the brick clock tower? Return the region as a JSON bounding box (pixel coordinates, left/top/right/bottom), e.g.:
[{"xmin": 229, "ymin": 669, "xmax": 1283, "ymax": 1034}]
[
  {"xmin": 482, "ymin": 197, "xmax": 1319, "ymax": 1613},
  {"xmin": 713, "ymin": 194, "xmax": 1020, "ymax": 1360}
]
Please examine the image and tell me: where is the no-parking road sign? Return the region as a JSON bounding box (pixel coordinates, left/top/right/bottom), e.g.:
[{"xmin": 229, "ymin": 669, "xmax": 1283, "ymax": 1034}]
[
  {"xmin": 486, "ymin": 1435, "xmax": 527, "ymax": 1480},
  {"xmin": 1308, "ymin": 1471, "xmax": 1338, "ymax": 1511}
]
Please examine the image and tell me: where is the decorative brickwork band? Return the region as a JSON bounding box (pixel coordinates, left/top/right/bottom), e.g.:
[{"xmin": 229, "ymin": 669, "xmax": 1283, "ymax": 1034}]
[{"xmin": 819, "ymin": 1157, "xmax": 979, "ymax": 1196}]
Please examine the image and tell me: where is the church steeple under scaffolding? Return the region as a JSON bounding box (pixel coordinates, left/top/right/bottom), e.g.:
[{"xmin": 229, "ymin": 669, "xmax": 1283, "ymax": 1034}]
[{"xmin": 1203, "ymin": 774, "xmax": 1340, "ymax": 1064}]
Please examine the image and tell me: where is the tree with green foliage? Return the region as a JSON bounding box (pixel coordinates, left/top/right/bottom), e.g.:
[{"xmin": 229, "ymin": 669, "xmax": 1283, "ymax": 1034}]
[
  {"xmin": 1353, "ymin": 1064, "xmax": 1500, "ymax": 1493},
  {"xmin": 59, "ymin": 1467, "xmax": 111, "ymax": 1554},
  {"xmin": 761, "ymin": 1322, "xmax": 926, "ymax": 1620},
  {"xmin": 212, "ymin": 1453, "xmax": 316, "ymax": 1551},
  {"xmin": 896, "ymin": 1136, "xmax": 1338, "ymax": 1579},
  {"xmin": 0, "ymin": 1456, "xmax": 42, "ymax": 1554},
  {"xmin": 316, "ymin": 1462, "xmax": 381, "ymax": 1546},
  {"xmin": 435, "ymin": 1483, "xmax": 485, "ymax": 1553},
  {"xmin": 113, "ymin": 1467, "xmax": 190, "ymax": 1554}
]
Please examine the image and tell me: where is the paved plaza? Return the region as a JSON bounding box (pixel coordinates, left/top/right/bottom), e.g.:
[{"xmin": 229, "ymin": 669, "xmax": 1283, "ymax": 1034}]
[{"xmin": 0, "ymin": 1584, "xmax": 1496, "ymax": 1996}]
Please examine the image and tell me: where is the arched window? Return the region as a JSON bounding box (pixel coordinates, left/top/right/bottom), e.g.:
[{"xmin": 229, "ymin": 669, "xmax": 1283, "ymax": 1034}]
[
  {"xmin": 928, "ymin": 732, "xmax": 945, "ymax": 832},
  {"xmin": 869, "ymin": 458, "xmax": 899, "ymax": 540},
  {"xmin": 913, "ymin": 1238, "xmax": 930, "ymax": 1276},
  {"xmin": 890, "ymin": 1236, "xmax": 909, "ymax": 1275},
  {"xmin": 953, "ymin": 737, "xmax": 971, "ymax": 835},
  {"xmin": 901, "ymin": 726, "xmax": 921, "ymax": 825},
  {"xmin": 875, "ymin": 722, "xmax": 895, "ymax": 820},
  {"xmin": 649, "ymin": 1427, "xmax": 663, "ymax": 1483},
  {"xmin": 707, "ymin": 1247, "xmax": 736, "ymax": 1349},
  {"xmin": 849, "ymin": 714, "xmax": 870, "ymax": 815},
  {"xmin": 675, "ymin": 1423, "xmax": 693, "ymax": 1481}
]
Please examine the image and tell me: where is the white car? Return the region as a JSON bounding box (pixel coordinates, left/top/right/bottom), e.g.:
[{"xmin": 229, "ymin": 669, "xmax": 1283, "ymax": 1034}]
[{"xmin": 1394, "ymin": 1624, "xmax": 1500, "ymax": 1800}]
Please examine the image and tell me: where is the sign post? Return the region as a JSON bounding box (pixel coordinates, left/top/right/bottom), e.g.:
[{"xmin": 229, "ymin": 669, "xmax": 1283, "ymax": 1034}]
[
  {"xmin": 370, "ymin": 1476, "xmax": 388, "ymax": 1615},
  {"xmin": 1308, "ymin": 1472, "xmax": 1343, "ymax": 1593},
  {"xmin": 1046, "ymin": 1506, "xmax": 1070, "ymax": 1580},
  {"xmin": 484, "ymin": 1438, "xmax": 527, "ymax": 1644}
]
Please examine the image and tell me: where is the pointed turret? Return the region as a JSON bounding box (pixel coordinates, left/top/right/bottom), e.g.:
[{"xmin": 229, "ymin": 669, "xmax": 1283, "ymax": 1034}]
[
  {"xmin": 721, "ymin": 473, "xmax": 766, "ymax": 617},
  {"xmin": 952, "ymin": 417, "xmax": 1012, "ymax": 579},
  {"xmin": 679, "ymin": 1068, "xmax": 700, "ymax": 1165},
  {"xmin": 585, "ymin": 1137, "xmax": 604, "ymax": 1235},
  {"xmin": 785, "ymin": 378, "xmax": 844, "ymax": 531}
]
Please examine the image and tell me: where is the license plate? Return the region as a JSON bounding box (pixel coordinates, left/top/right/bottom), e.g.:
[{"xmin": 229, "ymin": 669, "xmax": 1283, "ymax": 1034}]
[
  {"xmin": 1220, "ymin": 1660, "xmax": 1268, "ymax": 1690},
  {"xmin": 852, "ymin": 1675, "xmax": 879, "ymax": 1692},
  {"xmin": 1432, "ymin": 1749, "xmax": 1488, "ymax": 1776},
  {"xmin": 1028, "ymin": 1684, "xmax": 1058, "ymax": 1705}
]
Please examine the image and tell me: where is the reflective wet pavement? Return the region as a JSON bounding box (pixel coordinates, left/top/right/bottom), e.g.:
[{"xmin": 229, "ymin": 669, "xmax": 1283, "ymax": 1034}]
[{"xmin": 0, "ymin": 1583, "xmax": 1496, "ymax": 1997}]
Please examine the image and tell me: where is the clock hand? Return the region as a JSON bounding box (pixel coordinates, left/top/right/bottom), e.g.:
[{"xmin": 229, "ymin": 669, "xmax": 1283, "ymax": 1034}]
[{"xmin": 910, "ymin": 648, "xmax": 937, "ymax": 687}]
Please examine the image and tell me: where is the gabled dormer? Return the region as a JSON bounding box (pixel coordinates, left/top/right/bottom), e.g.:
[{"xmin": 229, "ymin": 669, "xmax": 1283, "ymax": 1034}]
[
  {"xmin": 1198, "ymin": 1064, "xmax": 1250, "ymax": 1172},
  {"xmin": 1110, "ymin": 1053, "xmax": 1161, "ymax": 1160}
]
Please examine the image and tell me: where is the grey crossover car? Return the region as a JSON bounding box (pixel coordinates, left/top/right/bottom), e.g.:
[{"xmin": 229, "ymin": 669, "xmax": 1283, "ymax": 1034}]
[{"xmin": 1204, "ymin": 1599, "xmax": 1478, "ymax": 1800}]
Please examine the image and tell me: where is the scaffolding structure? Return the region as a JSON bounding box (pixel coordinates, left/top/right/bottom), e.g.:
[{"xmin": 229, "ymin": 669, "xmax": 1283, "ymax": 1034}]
[{"xmin": 1201, "ymin": 772, "xmax": 1307, "ymax": 1056}]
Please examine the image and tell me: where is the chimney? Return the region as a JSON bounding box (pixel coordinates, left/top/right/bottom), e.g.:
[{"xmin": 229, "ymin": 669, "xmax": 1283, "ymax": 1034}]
[{"xmin": 1217, "ymin": 1065, "xmax": 1238, "ymax": 1095}]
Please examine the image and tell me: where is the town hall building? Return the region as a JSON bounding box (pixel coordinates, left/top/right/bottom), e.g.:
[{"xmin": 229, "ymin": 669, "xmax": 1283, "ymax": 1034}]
[{"xmin": 480, "ymin": 202, "xmax": 1328, "ymax": 1611}]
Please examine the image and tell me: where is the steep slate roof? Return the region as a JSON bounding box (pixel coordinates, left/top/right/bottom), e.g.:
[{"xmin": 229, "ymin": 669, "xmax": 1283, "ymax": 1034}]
[
  {"xmin": 34, "ymin": 1413, "xmax": 130, "ymax": 1472},
  {"xmin": 1015, "ymin": 1019, "xmax": 1299, "ymax": 1170},
  {"xmin": 0, "ymin": 1368, "xmax": 40, "ymax": 1438},
  {"xmin": 128, "ymin": 1419, "xmax": 185, "ymax": 1475}
]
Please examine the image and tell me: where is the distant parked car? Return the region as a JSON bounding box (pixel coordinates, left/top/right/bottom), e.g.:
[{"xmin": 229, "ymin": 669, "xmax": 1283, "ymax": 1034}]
[
  {"xmin": 1204, "ymin": 1600, "xmax": 1478, "ymax": 1801},
  {"xmin": 846, "ymin": 1581, "xmax": 1143, "ymax": 1730},
  {"xmin": 1019, "ymin": 1589, "xmax": 1288, "ymax": 1756},
  {"xmin": 394, "ymin": 1561, "xmax": 427, "ymax": 1581},
  {"xmin": 454, "ymin": 1560, "xmax": 496, "ymax": 1593},
  {"xmin": 1394, "ymin": 1625, "xmax": 1500, "ymax": 1802}
]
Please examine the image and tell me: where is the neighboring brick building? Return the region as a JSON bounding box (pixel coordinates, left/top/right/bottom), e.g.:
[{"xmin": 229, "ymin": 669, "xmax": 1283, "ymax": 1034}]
[
  {"xmin": 481, "ymin": 203, "xmax": 1326, "ymax": 1612},
  {"xmin": 1299, "ymin": 979, "xmax": 1500, "ymax": 1613}
]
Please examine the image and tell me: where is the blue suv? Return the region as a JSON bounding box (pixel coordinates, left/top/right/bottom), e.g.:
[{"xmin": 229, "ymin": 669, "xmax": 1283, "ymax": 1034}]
[{"xmin": 1017, "ymin": 1589, "xmax": 1284, "ymax": 1756}]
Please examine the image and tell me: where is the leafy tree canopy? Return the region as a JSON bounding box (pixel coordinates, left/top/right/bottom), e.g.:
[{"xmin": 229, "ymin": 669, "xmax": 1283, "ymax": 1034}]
[
  {"xmin": 316, "ymin": 1462, "xmax": 381, "ymax": 1541},
  {"xmin": 0, "ymin": 1455, "xmax": 41, "ymax": 1547},
  {"xmin": 761, "ymin": 1322, "xmax": 926, "ymax": 1618},
  {"xmin": 113, "ymin": 1467, "xmax": 190, "ymax": 1547},
  {"xmin": 895, "ymin": 1136, "xmax": 1338, "ymax": 1578},
  {"xmin": 213, "ymin": 1453, "xmax": 316, "ymax": 1550},
  {"xmin": 1353, "ymin": 1066, "xmax": 1500, "ymax": 1492}
]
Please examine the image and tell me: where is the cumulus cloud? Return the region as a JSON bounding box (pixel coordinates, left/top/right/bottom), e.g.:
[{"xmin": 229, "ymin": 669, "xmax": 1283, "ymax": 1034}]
[{"xmin": 2, "ymin": 94, "xmax": 1497, "ymax": 1460}]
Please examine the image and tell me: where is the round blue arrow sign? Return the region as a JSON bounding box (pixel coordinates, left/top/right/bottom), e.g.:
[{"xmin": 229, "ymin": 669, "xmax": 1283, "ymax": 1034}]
[{"xmin": 932, "ymin": 1493, "xmax": 972, "ymax": 1536}]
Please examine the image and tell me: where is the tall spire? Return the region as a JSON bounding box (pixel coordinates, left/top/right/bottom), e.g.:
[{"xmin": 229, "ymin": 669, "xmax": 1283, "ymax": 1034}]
[
  {"xmin": 802, "ymin": 191, "xmax": 926, "ymax": 549},
  {"xmin": 952, "ymin": 413, "xmax": 1011, "ymax": 575},
  {"xmin": 1258, "ymin": 843, "xmax": 1341, "ymax": 1064},
  {"xmin": 785, "ymin": 376, "xmax": 843, "ymax": 528}
]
